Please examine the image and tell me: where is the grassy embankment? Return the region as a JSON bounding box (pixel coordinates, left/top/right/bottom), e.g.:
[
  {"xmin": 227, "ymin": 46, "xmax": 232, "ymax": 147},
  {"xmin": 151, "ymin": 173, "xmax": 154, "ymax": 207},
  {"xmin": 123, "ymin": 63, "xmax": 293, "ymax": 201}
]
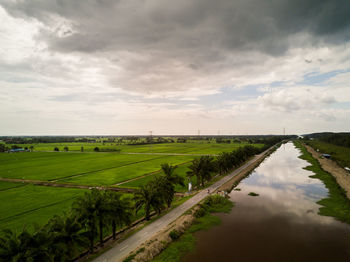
[
  {"xmin": 308, "ymin": 140, "xmax": 350, "ymax": 168},
  {"xmin": 151, "ymin": 195, "xmax": 234, "ymax": 262},
  {"xmin": 294, "ymin": 140, "xmax": 350, "ymax": 224}
]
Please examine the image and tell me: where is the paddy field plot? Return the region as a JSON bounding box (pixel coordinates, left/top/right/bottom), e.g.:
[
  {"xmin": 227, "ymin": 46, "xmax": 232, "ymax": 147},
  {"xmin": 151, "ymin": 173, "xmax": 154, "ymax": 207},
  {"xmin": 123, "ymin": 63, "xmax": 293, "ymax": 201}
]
[
  {"xmin": 0, "ymin": 152, "xmax": 163, "ymax": 182},
  {"xmin": 0, "ymin": 183, "xmax": 87, "ymax": 232},
  {"xmin": 59, "ymin": 155, "xmax": 195, "ymax": 186}
]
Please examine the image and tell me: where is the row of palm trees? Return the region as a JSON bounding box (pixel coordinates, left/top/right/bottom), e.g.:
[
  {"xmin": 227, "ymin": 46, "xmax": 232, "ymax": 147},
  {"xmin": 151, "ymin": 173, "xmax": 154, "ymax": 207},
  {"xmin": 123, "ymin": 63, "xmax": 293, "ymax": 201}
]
[
  {"xmin": 134, "ymin": 163, "xmax": 184, "ymax": 220},
  {"xmin": 0, "ymin": 189, "xmax": 132, "ymax": 261},
  {"xmin": 186, "ymin": 145, "xmax": 261, "ymax": 188},
  {"xmin": 0, "ymin": 163, "xmax": 184, "ymax": 261},
  {"xmin": 0, "ymin": 145, "xmax": 262, "ymax": 261}
]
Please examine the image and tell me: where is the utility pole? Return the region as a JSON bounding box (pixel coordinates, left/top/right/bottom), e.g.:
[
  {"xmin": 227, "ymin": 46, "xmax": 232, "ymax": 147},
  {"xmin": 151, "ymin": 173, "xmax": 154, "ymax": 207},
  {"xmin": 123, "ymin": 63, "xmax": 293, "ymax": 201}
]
[{"xmin": 149, "ymin": 131, "xmax": 153, "ymax": 153}]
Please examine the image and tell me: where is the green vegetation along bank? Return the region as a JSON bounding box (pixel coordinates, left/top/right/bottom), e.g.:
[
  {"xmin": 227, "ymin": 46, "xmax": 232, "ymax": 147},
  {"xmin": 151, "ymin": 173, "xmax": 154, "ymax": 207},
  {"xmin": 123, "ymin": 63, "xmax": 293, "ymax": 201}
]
[
  {"xmin": 294, "ymin": 141, "xmax": 350, "ymax": 224},
  {"xmin": 151, "ymin": 195, "xmax": 234, "ymax": 262}
]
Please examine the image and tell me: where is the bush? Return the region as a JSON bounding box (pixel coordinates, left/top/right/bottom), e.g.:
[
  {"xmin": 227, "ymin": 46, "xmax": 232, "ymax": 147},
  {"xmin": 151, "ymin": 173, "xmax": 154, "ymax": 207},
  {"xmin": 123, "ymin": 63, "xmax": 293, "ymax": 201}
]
[
  {"xmin": 169, "ymin": 229, "xmax": 181, "ymax": 240},
  {"xmin": 54, "ymin": 147, "xmax": 59, "ymax": 151},
  {"xmin": 94, "ymin": 147, "xmax": 100, "ymax": 152},
  {"xmin": 193, "ymin": 206, "xmax": 207, "ymax": 218}
]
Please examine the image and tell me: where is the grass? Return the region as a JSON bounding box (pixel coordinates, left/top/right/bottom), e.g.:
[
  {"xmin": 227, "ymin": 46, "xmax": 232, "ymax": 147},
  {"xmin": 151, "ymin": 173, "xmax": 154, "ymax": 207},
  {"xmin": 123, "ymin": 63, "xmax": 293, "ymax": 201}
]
[
  {"xmin": 294, "ymin": 140, "xmax": 350, "ymax": 224},
  {"xmin": 0, "ymin": 152, "xmax": 157, "ymax": 181},
  {"xmin": 308, "ymin": 140, "xmax": 350, "ymax": 168},
  {"xmin": 0, "ymin": 185, "xmax": 87, "ymax": 232},
  {"xmin": 152, "ymin": 195, "xmax": 233, "ymax": 262},
  {"xmin": 0, "ymin": 181, "xmax": 27, "ymax": 191},
  {"xmin": 8, "ymin": 142, "xmax": 263, "ymax": 154}
]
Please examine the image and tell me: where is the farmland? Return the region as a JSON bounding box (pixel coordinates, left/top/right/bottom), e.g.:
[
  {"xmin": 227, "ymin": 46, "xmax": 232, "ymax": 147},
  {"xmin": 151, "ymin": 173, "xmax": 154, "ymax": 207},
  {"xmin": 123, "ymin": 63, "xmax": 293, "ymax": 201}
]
[
  {"xmin": 0, "ymin": 183, "xmax": 87, "ymax": 232},
  {"xmin": 307, "ymin": 140, "xmax": 350, "ymax": 168},
  {"xmin": 0, "ymin": 141, "xmax": 263, "ymax": 234}
]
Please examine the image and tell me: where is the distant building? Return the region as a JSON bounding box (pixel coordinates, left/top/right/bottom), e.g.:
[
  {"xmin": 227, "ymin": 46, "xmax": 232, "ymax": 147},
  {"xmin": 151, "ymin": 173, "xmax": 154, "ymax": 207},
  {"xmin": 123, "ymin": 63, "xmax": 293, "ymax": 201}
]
[{"xmin": 9, "ymin": 148, "xmax": 26, "ymax": 153}]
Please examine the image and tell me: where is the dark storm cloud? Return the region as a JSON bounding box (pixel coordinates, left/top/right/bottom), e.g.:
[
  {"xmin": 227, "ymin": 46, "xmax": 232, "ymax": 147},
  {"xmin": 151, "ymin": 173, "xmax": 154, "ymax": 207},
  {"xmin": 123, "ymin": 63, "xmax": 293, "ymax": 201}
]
[{"xmin": 3, "ymin": 0, "xmax": 350, "ymax": 56}]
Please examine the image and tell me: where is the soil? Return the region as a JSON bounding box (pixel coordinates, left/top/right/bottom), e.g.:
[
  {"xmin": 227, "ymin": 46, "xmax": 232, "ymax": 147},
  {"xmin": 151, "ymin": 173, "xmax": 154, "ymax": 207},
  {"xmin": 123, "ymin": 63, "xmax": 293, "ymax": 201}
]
[
  {"xmin": 305, "ymin": 144, "xmax": 350, "ymax": 200},
  {"xmin": 126, "ymin": 208, "xmax": 198, "ymax": 262}
]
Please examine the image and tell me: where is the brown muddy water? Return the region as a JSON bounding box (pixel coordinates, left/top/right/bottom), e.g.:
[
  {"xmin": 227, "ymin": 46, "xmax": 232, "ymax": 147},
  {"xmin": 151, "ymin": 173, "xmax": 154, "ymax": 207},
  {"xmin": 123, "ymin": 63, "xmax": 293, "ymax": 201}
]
[{"xmin": 183, "ymin": 142, "xmax": 350, "ymax": 262}]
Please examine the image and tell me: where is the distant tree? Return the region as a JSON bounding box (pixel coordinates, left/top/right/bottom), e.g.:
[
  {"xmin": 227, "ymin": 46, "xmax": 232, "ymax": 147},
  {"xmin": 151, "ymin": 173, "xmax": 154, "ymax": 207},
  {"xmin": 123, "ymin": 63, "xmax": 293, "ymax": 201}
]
[
  {"xmin": 64, "ymin": 146, "xmax": 69, "ymax": 152},
  {"xmin": 0, "ymin": 144, "xmax": 7, "ymax": 153},
  {"xmin": 94, "ymin": 147, "xmax": 99, "ymax": 152},
  {"xmin": 54, "ymin": 147, "xmax": 59, "ymax": 152},
  {"xmin": 81, "ymin": 146, "xmax": 84, "ymax": 152},
  {"xmin": 29, "ymin": 145, "xmax": 34, "ymax": 152}
]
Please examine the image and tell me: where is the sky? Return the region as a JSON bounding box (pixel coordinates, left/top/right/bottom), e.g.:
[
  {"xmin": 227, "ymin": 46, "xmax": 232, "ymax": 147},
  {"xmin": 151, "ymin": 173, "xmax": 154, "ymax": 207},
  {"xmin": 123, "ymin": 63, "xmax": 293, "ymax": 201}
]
[{"xmin": 0, "ymin": 0, "xmax": 350, "ymax": 136}]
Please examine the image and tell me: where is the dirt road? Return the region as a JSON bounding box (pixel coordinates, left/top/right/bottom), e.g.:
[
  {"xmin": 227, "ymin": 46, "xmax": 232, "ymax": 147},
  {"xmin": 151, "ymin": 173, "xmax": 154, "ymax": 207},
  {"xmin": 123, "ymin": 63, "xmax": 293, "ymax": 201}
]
[{"xmin": 305, "ymin": 145, "xmax": 350, "ymax": 199}]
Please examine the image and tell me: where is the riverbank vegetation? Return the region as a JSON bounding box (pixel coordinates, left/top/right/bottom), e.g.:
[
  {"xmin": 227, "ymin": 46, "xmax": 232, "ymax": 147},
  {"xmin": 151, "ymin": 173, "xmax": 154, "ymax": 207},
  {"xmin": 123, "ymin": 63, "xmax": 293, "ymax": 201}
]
[
  {"xmin": 152, "ymin": 195, "xmax": 234, "ymax": 262},
  {"xmin": 294, "ymin": 141, "xmax": 350, "ymax": 224}
]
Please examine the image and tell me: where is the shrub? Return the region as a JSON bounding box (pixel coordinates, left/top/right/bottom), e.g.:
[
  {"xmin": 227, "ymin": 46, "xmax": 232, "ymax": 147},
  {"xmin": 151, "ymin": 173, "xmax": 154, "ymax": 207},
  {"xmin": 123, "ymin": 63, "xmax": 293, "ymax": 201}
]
[
  {"xmin": 193, "ymin": 206, "xmax": 207, "ymax": 218},
  {"xmin": 169, "ymin": 229, "xmax": 181, "ymax": 240}
]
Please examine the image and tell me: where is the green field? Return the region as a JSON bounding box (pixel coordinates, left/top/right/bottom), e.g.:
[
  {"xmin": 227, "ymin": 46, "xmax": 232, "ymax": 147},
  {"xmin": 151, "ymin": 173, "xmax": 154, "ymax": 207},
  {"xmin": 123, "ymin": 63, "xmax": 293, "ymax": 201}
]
[
  {"xmin": 0, "ymin": 183, "xmax": 87, "ymax": 232},
  {"xmin": 59, "ymin": 155, "xmax": 194, "ymax": 186},
  {"xmin": 8, "ymin": 141, "xmax": 259, "ymax": 154},
  {"xmin": 0, "ymin": 141, "xmax": 262, "ymax": 235},
  {"xmin": 308, "ymin": 140, "xmax": 350, "ymax": 168}
]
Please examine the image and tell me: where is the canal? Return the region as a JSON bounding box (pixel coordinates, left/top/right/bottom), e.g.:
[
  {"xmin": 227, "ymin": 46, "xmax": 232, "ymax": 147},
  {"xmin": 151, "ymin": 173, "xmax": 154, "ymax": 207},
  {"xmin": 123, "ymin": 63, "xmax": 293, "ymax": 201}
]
[{"xmin": 184, "ymin": 142, "xmax": 350, "ymax": 262}]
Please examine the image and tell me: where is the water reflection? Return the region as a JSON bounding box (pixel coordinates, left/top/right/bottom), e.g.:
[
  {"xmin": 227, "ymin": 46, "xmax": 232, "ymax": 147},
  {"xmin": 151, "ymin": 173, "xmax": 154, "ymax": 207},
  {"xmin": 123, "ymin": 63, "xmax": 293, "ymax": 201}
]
[{"xmin": 184, "ymin": 142, "xmax": 350, "ymax": 262}]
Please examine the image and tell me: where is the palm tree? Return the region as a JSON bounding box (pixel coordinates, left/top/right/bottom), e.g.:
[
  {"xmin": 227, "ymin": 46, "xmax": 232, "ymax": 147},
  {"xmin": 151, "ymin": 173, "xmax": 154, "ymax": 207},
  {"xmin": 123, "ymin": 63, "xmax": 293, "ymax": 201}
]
[
  {"xmin": 160, "ymin": 163, "xmax": 185, "ymax": 207},
  {"xmin": 46, "ymin": 213, "xmax": 87, "ymax": 260},
  {"xmin": 198, "ymin": 156, "xmax": 217, "ymax": 187},
  {"xmin": 134, "ymin": 183, "xmax": 164, "ymax": 220},
  {"xmin": 161, "ymin": 163, "xmax": 185, "ymax": 187},
  {"xmin": 0, "ymin": 229, "xmax": 29, "ymax": 261},
  {"xmin": 27, "ymin": 229, "xmax": 52, "ymax": 261},
  {"xmin": 154, "ymin": 176, "xmax": 174, "ymax": 208},
  {"xmin": 105, "ymin": 191, "xmax": 132, "ymax": 240},
  {"xmin": 73, "ymin": 190, "xmax": 99, "ymax": 252},
  {"xmin": 0, "ymin": 228, "xmax": 52, "ymax": 262},
  {"xmin": 186, "ymin": 158, "xmax": 202, "ymax": 187},
  {"xmin": 217, "ymin": 152, "xmax": 231, "ymax": 175}
]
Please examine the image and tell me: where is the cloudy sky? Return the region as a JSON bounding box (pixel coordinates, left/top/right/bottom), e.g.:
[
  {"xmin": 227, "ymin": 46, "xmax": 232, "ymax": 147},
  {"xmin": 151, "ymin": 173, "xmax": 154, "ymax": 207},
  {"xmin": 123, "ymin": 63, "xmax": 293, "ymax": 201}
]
[{"xmin": 1, "ymin": 0, "xmax": 350, "ymax": 135}]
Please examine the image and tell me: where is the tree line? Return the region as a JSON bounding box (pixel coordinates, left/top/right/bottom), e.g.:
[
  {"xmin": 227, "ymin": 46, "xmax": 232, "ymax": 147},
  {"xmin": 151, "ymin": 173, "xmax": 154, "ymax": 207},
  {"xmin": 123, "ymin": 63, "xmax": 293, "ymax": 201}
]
[{"xmin": 306, "ymin": 132, "xmax": 350, "ymax": 148}]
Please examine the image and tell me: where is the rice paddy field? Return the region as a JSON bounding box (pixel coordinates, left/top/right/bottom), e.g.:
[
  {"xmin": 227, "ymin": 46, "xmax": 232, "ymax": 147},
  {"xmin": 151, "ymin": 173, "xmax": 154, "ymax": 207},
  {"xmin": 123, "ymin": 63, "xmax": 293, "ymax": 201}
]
[{"xmin": 0, "ymin": 141, "xmax": 263, "ymax": 234}]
